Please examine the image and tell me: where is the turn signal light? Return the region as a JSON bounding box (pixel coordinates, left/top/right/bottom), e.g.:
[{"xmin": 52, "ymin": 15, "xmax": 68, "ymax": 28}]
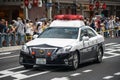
[
  {"xmin": 32, "ymin": 51, "xmax": 36, "ymax": 55},
  {"xmin": 47, "ymin": 52, "xmax": 51, "ymax": 57}
]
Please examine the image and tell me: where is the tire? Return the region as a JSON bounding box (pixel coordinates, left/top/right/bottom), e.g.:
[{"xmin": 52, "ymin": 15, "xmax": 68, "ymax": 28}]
[
  {"xmin": 71, "ymin": 52, "xmax": 79, "ymax": 70},
  {"xmin": 23, "ymin": 65, "xmax": 33, "ymax": 69},
  {"xmin": 96, "ymin": 48, "xmax": 103, "ymax": 63}
]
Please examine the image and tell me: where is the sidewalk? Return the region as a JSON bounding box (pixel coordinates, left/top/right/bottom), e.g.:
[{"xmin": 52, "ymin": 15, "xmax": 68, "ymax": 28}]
[{"xmin": 0, "ymin": 45, "xmax": 22, "ymax": 53}]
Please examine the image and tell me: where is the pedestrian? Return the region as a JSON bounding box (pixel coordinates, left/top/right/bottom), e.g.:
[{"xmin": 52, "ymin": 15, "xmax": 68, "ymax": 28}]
[
  {"xmin": 0, "ymin": 19, "xmax": 8, "ymax": 33},
  {"xmin": 0, "ymin": 19, "xmax": 5, "ymax": 33},
  {"xmin": 109, "ymin": 16, "xmax": 115, "ymax": 38},
  {"xmin": 16, "ymin": 17, "xmax": 25, "ymax": 45},
  {"xmin": 104, "ymin": 18, "xmax": 110, "ymax": 38},
  {"xmin": 100, "ymin": 20, "xmax": 105, "ymax": 37},
  {"xmin": 25, "ymin": 20, "xmax": 34, "ymax": 42},
  {"xmin": 114, "ymin": 17, "xmax": 120, "ymax": 38},
  {"xmin": 94, "ymin": 18, "xmax": 101, "ymax": 34},
  {"xmin": 37, "ymin": 21, "xmax": 47, "ymax": 34},
  {"xmin": 90, "ymin": 19, "xmax": 95, "ymax": 30}
]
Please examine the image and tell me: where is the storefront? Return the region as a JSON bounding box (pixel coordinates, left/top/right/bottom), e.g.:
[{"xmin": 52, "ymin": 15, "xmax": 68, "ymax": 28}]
[
  {"xmin": 0, "ymin": 0, "xmax": 120, "ymax": 22},
  {"xmin": 0, "ymin": 5, "xmax": 24, "ymax": 22}
]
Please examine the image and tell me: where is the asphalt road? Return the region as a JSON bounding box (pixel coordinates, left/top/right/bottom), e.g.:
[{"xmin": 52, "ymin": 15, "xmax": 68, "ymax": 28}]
[{"xmin": 0, "ymin": 38, "xmax": 120, "ymax": 80}]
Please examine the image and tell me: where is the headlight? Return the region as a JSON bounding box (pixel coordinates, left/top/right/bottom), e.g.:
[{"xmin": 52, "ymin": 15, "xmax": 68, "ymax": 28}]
[
  {"xmin": 21, "ymin": 45, "xmax": 29, "ymax": 53},
  {"xmin": 56, "ymin": 45, "xmax": 72, "ymax": 54}
]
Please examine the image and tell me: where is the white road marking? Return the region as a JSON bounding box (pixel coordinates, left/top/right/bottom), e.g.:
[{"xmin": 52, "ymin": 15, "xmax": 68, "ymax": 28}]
[
  {"xmin": 25, "ymin": 71, "xmax": 50, "ymax": 78},
  {"xmin": 103, "ymin": 53, "xmax": 120, "ymax": 59},
  {"xmin": 13, "ymin": 71, "xmax": 51, "ymax": 80},
  {"xmin": 82, "ymin": 69, "xmax": 92, "ymax": 73},
  {"xmin": 70, "ymin": 73, "xmax": 81, "ymax": 76},
  {"xmin": 103, "ymin": 42, "xmax": 120, "ymax": 59},
  {"xmin": 0, "ymin": 69, "xmax": 30, "ymax": 78},
  {"xmin": 0, "ymin": 55, "xmax": 19, "ymax": 60},
  {"xmin": 103, "ymin": 76, "xmax": 114, "ymax": 79},
  {"xmin": 5, "ymin": 66, "xmax": 23, "ymax": 71},
  {"xmin": 0, "ymin": 65, "xmax": 50, "ymax": 80},
  {"xmin": 12, "ymin": 74, "xmax": 28, "ymax": 80},
  {"xmin": 112, "ymin": 44, "xmax": 120, "ymax": 47},
  {"xmin": 105, "ymin": 43, "xmax": 117, "ymax": 46},
  {"xmin": 114, "ymin": 72, "xmax": 120, "ymax": 76},
  {"xmin": 0, "ymin": 52, "xmax": 11, "ymax": 56},
  {"xmin": 51, "ymin": 77, "xmax": 70, "ymax": 80}
]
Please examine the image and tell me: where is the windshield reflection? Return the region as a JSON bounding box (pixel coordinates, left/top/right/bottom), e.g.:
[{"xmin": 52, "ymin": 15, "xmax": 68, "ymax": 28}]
[{"xmin": 38, "ymin": 27, "xmax": 79, "ymax": 39}]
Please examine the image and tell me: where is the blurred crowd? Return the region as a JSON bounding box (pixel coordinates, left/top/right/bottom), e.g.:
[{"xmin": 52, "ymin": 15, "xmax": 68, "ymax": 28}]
[
  {"xmin": 0, "ymin": 15, "xmax": 120, "ymax": 40},
  {"xmin": 84, "ymin": 15, "xmax": 120, "ymax": 38},
  {"xmin": 0, "ymin": 17, "xmax": 51, "ymax": 33},
  {"xmin": 0, "ymin": 17, "xmax": 51, "ymax": 42}
]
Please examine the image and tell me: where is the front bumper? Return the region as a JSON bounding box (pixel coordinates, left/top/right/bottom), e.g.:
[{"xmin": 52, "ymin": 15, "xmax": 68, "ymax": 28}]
[{"xmin": 19, "ymin": 51, "xmax": 74, "ymax": 66}]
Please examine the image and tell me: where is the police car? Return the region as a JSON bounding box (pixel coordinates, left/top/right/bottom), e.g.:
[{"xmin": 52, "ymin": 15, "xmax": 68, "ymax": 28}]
[{"xmin": 19, "ymin": 15, "xmax": 105, "ymax": 70}]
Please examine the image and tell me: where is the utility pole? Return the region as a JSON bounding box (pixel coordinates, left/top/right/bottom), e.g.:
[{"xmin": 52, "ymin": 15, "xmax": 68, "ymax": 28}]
[
  {"xmin": 25, "ymin": 7, "xmax": 29, "ymax": 19},
  {"xmin": 47, "ymin": 0, "xmax": 52, "ymax": 20},
  {"xmin": 57, "ymin": 0, "xmax": 60, "ymax": 14}
]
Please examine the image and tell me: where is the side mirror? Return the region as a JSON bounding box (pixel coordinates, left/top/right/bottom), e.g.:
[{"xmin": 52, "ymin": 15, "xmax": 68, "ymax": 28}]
[
  {"xmin": 82, "ymin": 36, "xmax": 89, "ymax": 41},
  {"xmin": 33, "ymin": 34, "xmax": 38, "ymax": 39}
]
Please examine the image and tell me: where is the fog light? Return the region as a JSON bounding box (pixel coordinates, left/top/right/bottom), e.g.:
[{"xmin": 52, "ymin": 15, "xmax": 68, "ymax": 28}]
[
  {"xmin": 47, "ymin": 52, "xmax": 51, "ymax": 57},
  {"xmin": 64, "ymin": 59, "xmax": 68, "ymax": 65},
  {"xmin": 32, "ymin": 51, "xmax": 36, "ymax": 55}
]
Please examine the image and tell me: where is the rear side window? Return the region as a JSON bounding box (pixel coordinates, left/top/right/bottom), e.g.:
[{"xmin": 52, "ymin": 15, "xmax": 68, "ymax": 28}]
[
  {"xmin": 86, "ymin": 28, "xmax": 97, "ymax": 38},
  {"xmin": 80, "ymin": 29, "xmax": 88, "ymax": 41},
  {"xmin": 80, "ymin": 27, "xmax": 97, "ymax": 41}
]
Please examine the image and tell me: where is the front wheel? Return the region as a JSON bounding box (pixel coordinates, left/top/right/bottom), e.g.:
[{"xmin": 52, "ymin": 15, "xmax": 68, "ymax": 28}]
[{"xmin": 71, "ymin": 52, "xmax": 79, "ymax": 70}]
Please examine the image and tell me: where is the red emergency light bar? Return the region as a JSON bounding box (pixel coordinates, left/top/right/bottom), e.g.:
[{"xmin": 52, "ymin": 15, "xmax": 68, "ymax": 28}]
[{"xmin": 54, "ymin": 14, "xmax": 84, "ymax": 20}]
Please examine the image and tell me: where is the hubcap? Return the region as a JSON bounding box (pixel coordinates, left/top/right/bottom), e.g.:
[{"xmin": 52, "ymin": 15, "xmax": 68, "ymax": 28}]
[
  {"xmin": 98, "ymin": 49, "xmax": 102, "ymax": 61},
  {"xmin": 73, "ymin": 53, "xmax": 78, "ymax": 69}
]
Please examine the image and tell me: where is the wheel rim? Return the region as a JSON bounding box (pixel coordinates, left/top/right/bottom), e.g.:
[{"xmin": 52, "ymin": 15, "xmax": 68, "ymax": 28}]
[
  {"xmin": 98, "ymin": 49, "xmax": 102, "ymax": 62},
  {"xmin": 73, "ymin": 53, "xmax": 78, "ymax": 69}
]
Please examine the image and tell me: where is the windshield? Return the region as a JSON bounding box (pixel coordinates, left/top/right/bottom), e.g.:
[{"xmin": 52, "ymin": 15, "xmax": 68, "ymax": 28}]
[{"xmin": 38, "ymin": 27, "xmax": 79, "ymax": 39}]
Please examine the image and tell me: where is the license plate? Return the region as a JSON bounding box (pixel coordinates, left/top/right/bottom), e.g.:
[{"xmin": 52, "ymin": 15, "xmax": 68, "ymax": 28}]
[{"xmin": 36, "ymin": 58, "xmax": 46, "ymax": 64}]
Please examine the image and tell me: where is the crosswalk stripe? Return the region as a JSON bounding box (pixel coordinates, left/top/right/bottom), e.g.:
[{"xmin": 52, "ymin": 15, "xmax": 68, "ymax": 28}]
[
  {"xmin": 0, "ymin": 52, "xmax": 11, "ymax": 56},
  {"xmin": 0, "ymin": 69, "xmax": 30, "ymax": 78},
  {"xmin": 0, "ymin": 55, "xmax": 19, "ymax": 60},
  {"xmin": 105, "ymin": 43, "xmax": 117, "ymax": 46},
  {"xmin": 70, "ymin": 73, "xmax": 81, "ymax": 76},
  {"xmin": 103, "ymin": 76, "xmax": 114, "ymax": 79}
]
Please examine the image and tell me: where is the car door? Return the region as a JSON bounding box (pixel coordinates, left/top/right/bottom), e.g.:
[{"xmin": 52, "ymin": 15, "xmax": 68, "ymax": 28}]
[
  {"xmin": 86, "ymin": 28, "xmax": 98, "ymax": 60},
  {"xmin": 79, "ymin": 28, "xmax": 90, "ymax": 63}
]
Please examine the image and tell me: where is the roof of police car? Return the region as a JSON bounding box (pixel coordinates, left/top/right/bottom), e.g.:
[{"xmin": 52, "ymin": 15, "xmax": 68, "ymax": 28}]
[{"xmin": 49, "ymin": 20, "xmax": 85, "ymax": 28}]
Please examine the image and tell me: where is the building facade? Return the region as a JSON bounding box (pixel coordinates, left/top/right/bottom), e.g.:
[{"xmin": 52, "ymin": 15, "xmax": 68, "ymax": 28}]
[{"xmin": 0, "ymin": 0, "xmax": 120, "ymax": 22}]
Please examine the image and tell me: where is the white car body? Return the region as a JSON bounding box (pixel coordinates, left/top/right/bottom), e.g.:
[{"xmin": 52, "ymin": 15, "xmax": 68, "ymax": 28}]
[{"xmin": 19, "ymin": 18, "xmax": 105, "ymax": 70}]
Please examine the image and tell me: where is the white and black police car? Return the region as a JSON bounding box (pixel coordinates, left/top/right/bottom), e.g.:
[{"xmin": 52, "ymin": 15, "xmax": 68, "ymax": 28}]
[{"xmin": 19, "ymin": 15, "xmax": 105, "ymax": 70}]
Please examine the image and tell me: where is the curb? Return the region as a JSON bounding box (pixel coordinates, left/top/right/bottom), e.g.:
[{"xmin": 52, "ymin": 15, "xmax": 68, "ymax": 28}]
[{"xmin": 0, "ymin": 46, "xmax": 22, "ymax": 52}]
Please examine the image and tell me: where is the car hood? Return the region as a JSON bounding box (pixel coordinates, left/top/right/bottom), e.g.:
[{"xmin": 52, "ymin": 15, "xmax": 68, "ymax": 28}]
[{"xmin": 26, "ymin": 38, "xmax": 76, "ymax": 47}]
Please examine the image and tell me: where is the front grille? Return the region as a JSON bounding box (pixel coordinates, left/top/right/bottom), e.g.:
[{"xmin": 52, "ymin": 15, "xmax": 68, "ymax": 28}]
[{"xmin": 30, "ymin": 47, "xmax": 57, "ymax": 58}]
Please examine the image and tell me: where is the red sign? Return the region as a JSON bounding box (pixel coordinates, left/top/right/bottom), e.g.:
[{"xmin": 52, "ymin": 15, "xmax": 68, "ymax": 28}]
[
  {"xmin": 102, "ymin": 3, "xmax": 106, "ymax": 10},
  {"xmin": 33, "ymin": 0, "xmax": 38, "ymax": 7},
  {"xmin": 95, "ymin": 1, "xmax": 100, "ymax": 8},
  {"xmin": 24, "ymin": 0, "xmax": 29, "ymax": 7},
  {"xmin": 89, "ymin": 4, "xmax": 94, "ymax": 11}
]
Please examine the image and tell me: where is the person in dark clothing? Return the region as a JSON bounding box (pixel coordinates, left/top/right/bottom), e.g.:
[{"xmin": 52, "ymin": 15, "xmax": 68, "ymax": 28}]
[
  {"xmin": 0, "ymin": 24, "xmax": 4, "ymax": 33},
  {"xmin": 0, "ymin": 19, "xmax": 7, "ymax": 33}
]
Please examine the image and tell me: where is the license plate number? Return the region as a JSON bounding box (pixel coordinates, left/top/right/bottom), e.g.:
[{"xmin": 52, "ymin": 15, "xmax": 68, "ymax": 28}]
[{"xmin": 36, "ymin": 58, "xmax": 46, "ymax": 64}]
